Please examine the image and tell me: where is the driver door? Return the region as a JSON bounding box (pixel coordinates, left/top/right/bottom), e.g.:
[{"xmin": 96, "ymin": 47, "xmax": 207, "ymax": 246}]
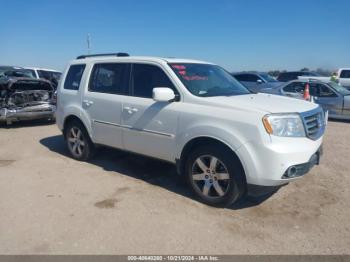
[{"xmin": 121, "ymin": 63, "xmax": 181, "ymax": 162}]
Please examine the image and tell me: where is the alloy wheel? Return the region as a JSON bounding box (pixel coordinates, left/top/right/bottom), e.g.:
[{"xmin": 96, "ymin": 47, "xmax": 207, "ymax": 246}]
[
  {"xmin": 191, "ymin": 155, "xmax": 230, "ymax": 198},
  {"xmin": 67, "ymin": 126, "xmax": 85, "ymax": 158}
]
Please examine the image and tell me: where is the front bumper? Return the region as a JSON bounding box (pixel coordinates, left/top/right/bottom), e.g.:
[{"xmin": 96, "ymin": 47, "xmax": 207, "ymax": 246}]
[
  {"xmin": 236, "ymin": 135, "xmax": 323, "ymax": 187},
  {"xmin": 282, "ymin": 146, "xmax": 322, "ymax": 179},
  {"xmin": 0, "ymin": 104, "xmax": 56, "ymax": 123}
]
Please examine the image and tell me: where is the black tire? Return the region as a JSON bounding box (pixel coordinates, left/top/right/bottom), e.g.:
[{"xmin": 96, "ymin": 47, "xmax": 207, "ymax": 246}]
[
  {"xmin": 64, "ymin": 120, "xmax": 95, "ymax": 161},
  {"xmin": 185, "ymin": 144, "xmax": 246, "ymax": 207}
]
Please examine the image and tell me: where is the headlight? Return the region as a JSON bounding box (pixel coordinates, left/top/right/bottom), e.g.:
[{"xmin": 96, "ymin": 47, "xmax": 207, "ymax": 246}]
[{"xmin": 262, "ymin": 114, "xmax": 306, "ymax": 137}]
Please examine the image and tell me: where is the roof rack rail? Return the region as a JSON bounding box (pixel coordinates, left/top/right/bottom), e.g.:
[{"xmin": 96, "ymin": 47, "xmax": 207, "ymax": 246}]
[{"xmin": 76, "ymin": 53, "xmax": 130, "ymax": 59}]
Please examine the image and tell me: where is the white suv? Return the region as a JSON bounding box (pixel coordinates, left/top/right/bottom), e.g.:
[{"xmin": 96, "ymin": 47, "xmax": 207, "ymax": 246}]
[{"xmin": 56, "ymin": 53, "xmax": 326, "ymax": 206}]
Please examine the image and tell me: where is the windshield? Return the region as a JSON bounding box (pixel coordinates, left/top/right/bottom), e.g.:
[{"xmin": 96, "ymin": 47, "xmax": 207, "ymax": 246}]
[
  {"xmin": 169, "ymin": 63, "xmax": 250, "ymax": 97},
  {"xmin": 260, "ymin": 73, "xmax": 278, "ymax": 82},
  {"xmin": 328, "ymin": 82, "xmax": 350, "ymax": 96}
]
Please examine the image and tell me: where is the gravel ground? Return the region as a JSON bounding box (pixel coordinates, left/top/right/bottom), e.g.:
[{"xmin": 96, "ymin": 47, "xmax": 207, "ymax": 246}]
[{"xmin": 0, "ymin": 120, "xmax": 349, "ymax": 254}]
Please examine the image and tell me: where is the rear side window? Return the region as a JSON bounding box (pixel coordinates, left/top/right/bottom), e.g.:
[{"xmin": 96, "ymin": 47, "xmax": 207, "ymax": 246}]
[
  {"xmin": 89, "ymin": 63, "xmax": 130, "ymax": 95},
  {"xmin": 283, "ymin": 82, "xmax": 306, "ymax": 93},
  {"xmin": 132, "ymin": 64, "xmax": 176, "ymax": 98},
  {"xmin": 340, "ymin": 70, "xmax": 350, "ymax": 78},
  {"xmin": 64, "ymin": 64, "xmax": 86, "ymax": 90}
]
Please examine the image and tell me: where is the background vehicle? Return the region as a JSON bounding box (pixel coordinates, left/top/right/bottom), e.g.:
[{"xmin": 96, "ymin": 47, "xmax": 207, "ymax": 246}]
[
  {"xmin": 337, "ymin": 68, "xmax": 350, "ymax": 88},
  {"xmin": 2, "ymin": 68, "xmax": 36, "ymax": 79},
  {"xmin": 25, "ymin": 67, "xmax": 61, "ymax": 88},
  {"xmin": 56, "ymin": 54, "xmax": 325, "ymax": 207},
  {"xmin": 0, "ymin": 66, "xmax": 24, "ymax": 77},
  {"xmin": 261, "ymin": 80, "xmax": 350, "ymax": 119},
  {"xmin": 299, "ymin": 68, "xmax": 350, "ymax": 89},
  {"xmin": 24, "ymin": 67, "xmax": 61, "ymax": 81},
  {"xmin": 232, "ymin": 72, "xmax": 283, "ymax": 92},
  {"xmin": 277, "ymin": 71, "xmax": 321, "ymax": 82},
  {"xmin": 0, "ymin": 77, "xmax": 56, "ymax": 125}
]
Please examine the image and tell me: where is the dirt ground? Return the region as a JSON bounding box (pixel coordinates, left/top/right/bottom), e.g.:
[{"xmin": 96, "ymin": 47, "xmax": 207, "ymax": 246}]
[{"xmin": 0, "ymin": 120, "xmax": 349, "ymax": 255}]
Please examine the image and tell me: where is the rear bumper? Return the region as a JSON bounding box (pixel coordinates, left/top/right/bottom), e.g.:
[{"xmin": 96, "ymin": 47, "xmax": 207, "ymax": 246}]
[{"xmin": 0, "ymin": 104, "xmax": 56, "ymax": 123}]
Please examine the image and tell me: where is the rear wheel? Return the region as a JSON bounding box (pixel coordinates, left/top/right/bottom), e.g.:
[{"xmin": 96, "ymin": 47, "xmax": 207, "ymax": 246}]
[
  {"xmin": 65, "ymin": 120, "xmax": 95, "ymax": 161},
  {"xmin": 185, "ymin": 145, "xmax": 246, "ymax": 207}
]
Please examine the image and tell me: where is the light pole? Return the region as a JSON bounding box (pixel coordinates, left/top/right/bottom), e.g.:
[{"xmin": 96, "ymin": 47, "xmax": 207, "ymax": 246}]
[{"xmin": 87, "ymin": 33, "xmax": 91, "ymax": 54}]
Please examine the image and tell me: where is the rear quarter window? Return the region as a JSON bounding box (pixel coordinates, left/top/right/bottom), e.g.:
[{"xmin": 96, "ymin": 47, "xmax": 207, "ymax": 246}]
[{"xmin": 64, "ymin": 64, "xmax": 86, "ymax": 90}]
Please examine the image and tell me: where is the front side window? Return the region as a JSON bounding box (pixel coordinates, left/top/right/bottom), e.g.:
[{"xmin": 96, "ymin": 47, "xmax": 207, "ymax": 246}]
[
  {"xmin": 170, "ymin": 63, "xmax": 249, "ymax": 97},
  {"xmin": 89, "ymin": 63, "xmax": 130, "ymax": 95},
  {"xmin": 64, "ymin": 64, "xmax": 86, "ymax": 90},
  {"xmin": 316, "ymin": 84, "xmax": 337, "ymax": 97},
  {"xmin": 132, "ymin": 64, "xmax": 176, "ymax": 98}
]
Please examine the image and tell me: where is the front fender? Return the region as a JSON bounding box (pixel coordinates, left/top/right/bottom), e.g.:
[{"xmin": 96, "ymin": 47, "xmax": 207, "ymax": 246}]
[{"xmin": 175, "ymin": 123, "xmax": 255, "ymax": 160}]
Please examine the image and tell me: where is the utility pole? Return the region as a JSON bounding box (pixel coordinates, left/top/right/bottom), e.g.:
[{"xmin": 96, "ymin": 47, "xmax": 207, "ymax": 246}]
[{"xmin": 87, "ymin": 33, "xmax": 91, "ymax": 54}]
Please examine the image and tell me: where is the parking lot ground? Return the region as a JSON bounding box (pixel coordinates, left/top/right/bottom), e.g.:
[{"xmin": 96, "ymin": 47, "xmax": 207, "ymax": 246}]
[{"xmin": 0, "ymin": 120, "xmax": 350, "ymax": 254}]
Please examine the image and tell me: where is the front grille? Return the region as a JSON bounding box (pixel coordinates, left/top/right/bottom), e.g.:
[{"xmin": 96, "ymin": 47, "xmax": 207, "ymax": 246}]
[{"xmin": 302, "ymin": 109, "xmax": 325, "ymax": 140}]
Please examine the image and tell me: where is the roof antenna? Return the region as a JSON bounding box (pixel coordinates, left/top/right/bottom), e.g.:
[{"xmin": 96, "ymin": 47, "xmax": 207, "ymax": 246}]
[{"xmin": 87, "ymin": 33, "xmax": 92, "ymax": 54}]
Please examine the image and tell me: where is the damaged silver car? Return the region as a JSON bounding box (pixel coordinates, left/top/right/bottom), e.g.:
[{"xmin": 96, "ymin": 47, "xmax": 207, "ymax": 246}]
[{"xmin": 0, "ymin": 77, "xmax": 56, "ymax": 125}]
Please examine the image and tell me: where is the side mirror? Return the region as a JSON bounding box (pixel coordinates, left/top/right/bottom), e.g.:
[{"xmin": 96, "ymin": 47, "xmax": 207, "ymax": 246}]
[
  {"xmin": 257, "ymin": 79, "xmax": 263, "ymax": 84},
  {"xmin": 152, "ymin": 87, "xmax": 176, "ymax": 102}
]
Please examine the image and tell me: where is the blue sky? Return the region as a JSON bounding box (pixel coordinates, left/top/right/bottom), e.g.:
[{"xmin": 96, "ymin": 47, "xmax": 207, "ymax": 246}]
[{"xmin": 0, "ymin": 0, "xmax": 349, "ymax": 72}]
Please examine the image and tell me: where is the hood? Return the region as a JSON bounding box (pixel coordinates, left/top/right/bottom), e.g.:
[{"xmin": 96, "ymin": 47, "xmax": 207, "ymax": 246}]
[{"xmin": 204, "ymin": 93, "xmax": 318, "ymax": 114}]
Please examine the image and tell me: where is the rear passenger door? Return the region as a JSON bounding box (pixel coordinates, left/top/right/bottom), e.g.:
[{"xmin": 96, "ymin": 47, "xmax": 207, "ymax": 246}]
[
  {"xmin": 121, "ymin": 63, "xmax": 180, "ymax": 162},
  {"xmin": 82, "ymin": 63, "xmax": 130, "ymax": 149}
]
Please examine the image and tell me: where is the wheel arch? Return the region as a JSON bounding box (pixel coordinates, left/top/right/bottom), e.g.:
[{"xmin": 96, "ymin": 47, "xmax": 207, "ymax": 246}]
[
  {"xmin": 177, "ymin": 136, "xmax": 247, "ymax": 185},
  {"xmin": 63, "ymin": 114, "xmax": 91, "ymax": 139}
]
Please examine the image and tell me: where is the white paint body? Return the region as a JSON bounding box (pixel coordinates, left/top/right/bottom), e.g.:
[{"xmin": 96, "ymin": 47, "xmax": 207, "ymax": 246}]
[{"xmin": 56, "ymin": 56, "xmax": 324, "ymax": 187}]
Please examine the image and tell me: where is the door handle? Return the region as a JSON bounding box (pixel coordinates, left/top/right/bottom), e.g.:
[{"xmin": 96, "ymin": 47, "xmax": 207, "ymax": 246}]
[
  {"xmin": 83, "ymin": 100, "xmax": 94, "ymax": 107},
  {"xmin": 123, "ymin": 106, "xmax": 138, "ymax": 114}
]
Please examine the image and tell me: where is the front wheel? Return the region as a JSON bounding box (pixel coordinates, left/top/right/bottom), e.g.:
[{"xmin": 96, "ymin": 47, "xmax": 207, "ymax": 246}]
[
  {"xmin": 65, "ymin": 120, "xmax": 95, "ymax": 161},
  {"xmin": 185, "ymin": 145, "xmax": 246, "ymax": 207}
]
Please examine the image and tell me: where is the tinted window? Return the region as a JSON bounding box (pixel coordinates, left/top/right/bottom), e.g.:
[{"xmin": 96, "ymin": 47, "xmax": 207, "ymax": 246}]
[
  {"xmin": 234, "ymin": 74, "xmax": 260, "ymax": 82},
  {"xmin": 38, "ymin": 70, "xmax": 61, "ymax": 81},
  {"xmin": 38, "ymin": 70, "xmax": 51, "ymax": 80},
  {"xmin": 278, "ymin": 73, "xmax": 293, "ymax": 82},
  {"xmin": 64, "ymin": 64, "xmax": 86, "ymax": 90},
  {"xmin": 278, "ymin": 72, "xmax": 304, "ymax": 82},
  {"xmin": 132, "ymin": 64, "xmax": 176, "ymax": 98},
  {"xmin": 89, "ymin": 63, "xmax": 130, "ymax": 95},
  {"xmin": 340, "ymin": 70, "xmax": 350, "ymax": 78}
]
